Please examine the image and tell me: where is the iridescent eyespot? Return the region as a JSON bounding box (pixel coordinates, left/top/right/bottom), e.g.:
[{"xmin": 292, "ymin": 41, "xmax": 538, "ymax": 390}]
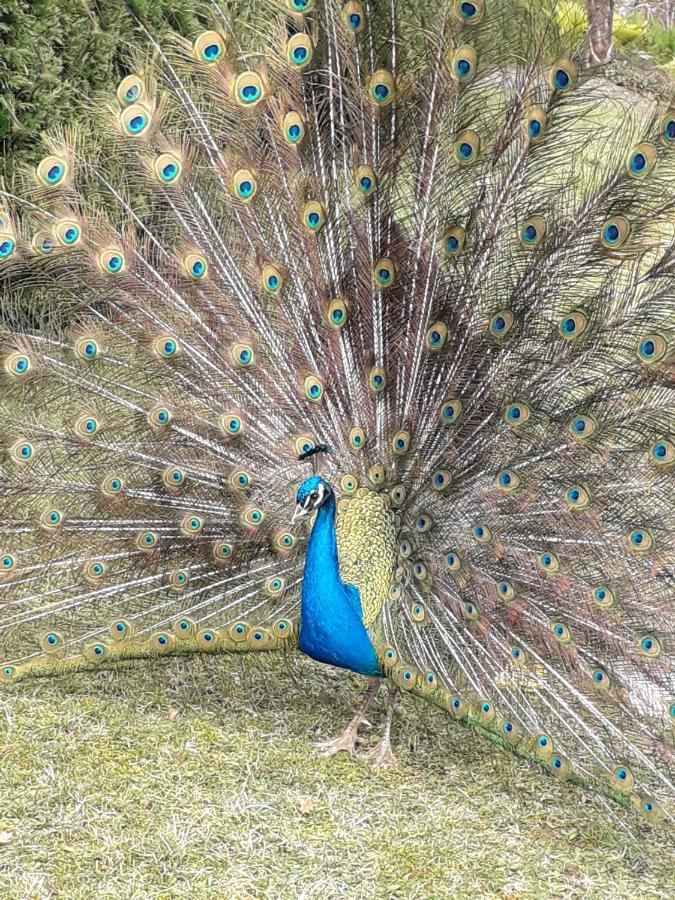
[
  {"xmin": 294, "ymin": 436, "xmax": 315, "ymax": 458},
  {"xmin": 32, "ymin": 231, "xmax": 54, "ymax": 255},
  {"xmin": 440, "ymin": 398, "xmax": 462, "ymax": 425},
  {"xmin": 234, "ymin": 71, "xmax": 265, "ymax": 107},
  {"xmin": 74, "ymin": 338, "xmax": 101, "ymax": 361},
  {"xmin": 445, "ymin": 551, "xmax": 462, "ymax": 572},
  {"xmin": 524, "ymin": 107, "xmax": 546, "ymax": 143},
  {"xmin": 568, "ymin": 414, "xmax": 597, "ymax": 440},
  {"xmin": 348, "ymin": 426, "xmax": 366, "ymax": 451},
  {"xmin": 368, "ymin": 69, "xmax": 395, "ymax": 107},
  {"xmin": 343, "ymin": 1, "xmax": 365, "ymax": 32},
  {"xmin": 511, "ymin": 646, "xmax": 526, "ymax": 663},
  {"xmin": 411, "ymin": 603, "xmax": 426, "ymax": 622},
  {"xmin": 180, "ymin": 514, "xmax": 204, "ymax": 537},
  {"xmin": 193, "ymin": 31, "xmax": 225, "ymax": 64},
  {"xmin": 0, "ymin": 234, "xmax": 16, "ymax": 260},
  {"xmin": 390, "ymin": 485, "xmax": 407, "ymax": 507},
  {"xmin": 287, "ymin": 0, "xmax": 315, "ymax": 11},
  {"xmin": 504, "ymin": 402, "xmax": 530, "ymax": 427},
  {"xmin": 10, "ymin": 439, "xmax": 35, "ymax": 464},
  {"xmin": 327, "ymin": 297, "xmax": 349, "ymax": 329},
  {"xmin": 4, "ymin": 352, "xmax": 32, "ymax": 378},
  {"xmin": 40, "ymin": 508, "xmax": 63, "ymax": 530},
  {"xmin": 55, "ymin": 220, "xmax": 81, "ymax": 246},
  {"xmin": 83, "ymin": 560, "xmax": 107, "ymax": 583},
  {"xmin": 479, "ymin": 700, "xmax": 494, "ymax": 721},
  {"xmin": 241, "ymin": 507, "xmax": 265, "ymax": 528},
  {"xmin": 639, "ymin": 635, "xmax": 662, "ymax": 659},
  {"xmin": 451, "ymin": 45, "xmax": 477, "ymax": 82},
  {"xmin": 0, "ymin": 666, "xmax": 16, "ymax": 680},
  {"xmin": 73, "ymin": 415, "xmax": 99, "ymax": 438},
  {"xmin": 451, "ymin": 697, "xmax": 467, "ymax": 717},
  {"xmin": 229, "ymin": 469, "xmax": 253, "ymax": 492},
  {"xmin": 282, "ymin": 111, "xmax": 305, "ymax": 145},
  {"xmin": 149, "ymin": 631, "xmax": 175, "ymax": 653},
  {"xmin": 286, "ymin": 34, "xmax": 313, "ymax": 69},
  {"xmin": 368, "ymin": 367, "xmax": 387, "ymax": 393},
  {"xmin": 440, "ymin": 226, "xmax": 465, "ymax": 258},
  {"xmin": 373, "ymin": 258, "xmax": 396, "ymax": 288},
  {"xmin": 197, "ymin": 628, "xmax": 220, "ymax": 651},
  {"xmin": 591, "ymin": 667, "xmax": 611, "ymax": 692},
  {"xmin": 100, "ymin": 475, "xmax": 124, "ymax": 497},
  {"xmin": 183, "ymin": 252, "xmax": 208, "ymax": 280},
  {"xmin": 396, "ymin": 666, "xmax": 417, "ymax": 689},
  {"xmin": 99, "ymin": 248, "xmax": 125, "ymax": 275},
  {"xmin": 551, "ymin": 622, "xmax": 572, "ymax": 644},
  {"xmin": 536, "ymin": 552, "xmax": 559, "ymax": 575},
  {"xmin": 432, "ymin": 469, "xmax": 451, "ymax": 492},
  {"xmin": 453, "ymin": 0, "xmax": 484, "ymax": 24},
  {"xmin": 37, "ymin": 155, "xmax": 68, "ymax": 187},
  {"xmin": 355, "ymin": 165, "xmax": 376, "ymax": 197},
  {"xmin": 117, "ymin": 75, "xmax": 144, "ymax": 107},
  {"xmin": 549, "ymin": 756, "xmax": 570, "ymax": 778},
  {"xmin": 340, "ymin": 474, "xmax": 358, "ymax": 493},
  {"xmin": 416, "ymin": 514, "xmax": 432, "ymax": 533},
  {"xmin": 496, "ymin": 469, "xmax": 519, "ymax": 493},
  {"xmin": 463, "ymin": 601, "xmax": 479, "ymax": 621},
  {"xmin": 659, "ymin": 111, "xmax": 675, "ymax": 147},
  {"xmin": 535, "ymin": 734, "xmax": 552, "ymax": 754},
  {"xmin": 261, "ymin": 263, "xmax": 283, "ymax": 294},
  {"xmin": 154, "ymin": 152, "xmax": 182, "ymax": 185},
  {"xmin": 232, "ymin": 342, "xmax": 255, "ymax": 368},
  {"xmin": 496, "ymin": 580, "xmax": 515, "ymax": 601},
  {"xmin": 120, "ymin": 104, "xmax": 151, "ymax": 136},
  {"xmin": 399, "ymin": 539, "xmax": 413, "ymax": 559},
  {"xmin": 489, "ymin": 310, "xmax": 514, "ymax": 337},
  {"xmin": 303, "ymin": 374, "xmax": 324, "ymax": 402},
  {"xmin": 612, "ymin": 765, "xmax": 634, "ymax": 790},
  {"xmin": 425, "ymin": 321, "xmax": 448, "ymax": 352},
  {"xmin": 148, "ymin": 405, "xmax": 172, "ymax": 430},
  {"xmin": 233, "ymin": 169, "xmax": 258, "ymax": 202},
  {"xmin": 453, "ymin": 129, "xmax": 480, "ymax": 165},
  {"xmin": 273, "ymin": 618, "xmax": 294, "ymax": 639},
  {"xmin": 627, "ymin": 142, "xmax": 656, "ymax": 179},
  {"xmin": 601, "ymin": 216, "xmax": 630, "ymax": 248},
  {"xmin": 384, "ymin": 646, "xmax": 398, "ymax": 665},
  {"xmin": 136, "ymin": 531, "xmax": 158, "ymax": 551},
  {"xmin": 549, "ymin": 59, "xmax": 577, "ymax": 93},
  {"xmin": 41, "ymin": 631, "xmax": 64, "ymax": 653},
  {"xmin": 565, "ymin": 484, "xmax": 590, "ymax": 509},
  {"xmin": 472, "ymin": 523, "xmax": 491, "ymax": 543},
  {"xmin": 163, "ymin": 466, "xmax": 186, "ymax": 490},
  {"xmin": 424, "ymin": 672, "xmax": 438, "ymax": 690},
  {"xmin": 274, "ymin": 532, "xmax": 296, "ymax": 553},
  {"xmin": 650, "ymin": 438, "xmax": 674, "ymax": 466},
  {"xmin": 265, "ymin": 576, "xmax": 286, "ymax": 598},
  {"xmin": 169, "ymin": 569, "xmax": 189, "ymax": 591},
  {"xmin": 391, "ymin": 429, "xmax": 411, "ymax": 456},
  {"xmin": 229, "ymin": 622, "xmax": 249, "ymax": 643},
  {"xmin": 412, "ymin": 561, "xmax": 427, "ymax": 580},
  {"xmin": 302, "ymin": 201, "xmax": 325, "ymax": 233},
  {"xmin": 368, "ymin": 465, "xmax": 385, "ymax": 486},
  {"xmin": 592, "ymin": 586, "xmax": 615, "ymax": 610},
  {"xmin": 628, "ymin": 528, "xmax": 653, "ymax": 552},
  {"xmin": 637, "ymin": 333, "xmax": 667, "ymax": 365},
  {"xmin": 1, "ymin": 553, "xmax": 16, "ymax": 573},
  {"xmin": 559, "ymin": 311, "xmax": 587, "ymax": 339},
  {"xmin": 519, "ymin": 215, "xmax": 546, "ymax": 248},
  {"xmin": 153, "ymin": 335, "xmax": 180, "ymax": 359}
]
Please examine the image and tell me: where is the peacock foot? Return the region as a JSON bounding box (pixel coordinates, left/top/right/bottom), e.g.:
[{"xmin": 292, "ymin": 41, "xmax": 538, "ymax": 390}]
[
  {"xmin": 315, "ymin": 726, "xmax": 365, "ymax": 758},
  {"xmin": 368, "ymin": 735, "xmax": 397, "ymax": 768}
]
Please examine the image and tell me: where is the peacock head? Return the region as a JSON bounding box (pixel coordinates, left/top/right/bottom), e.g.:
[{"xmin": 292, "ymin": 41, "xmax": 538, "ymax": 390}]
[{"xmin": 292, "ymin": 475, "xmax": 332, "ymax": 524}]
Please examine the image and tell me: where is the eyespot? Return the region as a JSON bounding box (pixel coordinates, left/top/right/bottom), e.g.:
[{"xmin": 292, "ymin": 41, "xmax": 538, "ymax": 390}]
[
  {"xmin": 450, "ymin": 696, "xmax": 467, "ymax": 718},
  {"xmin": 478, "ymin": 700, "xmax": 495, "ymax": 723},
  {"xmin": 197, "ymin": 628, "xmax": 220, "ymax": 651},
  {"xmin": 74, "ymin": 338, "xmax": 101, "ymax": 361},
  {"xmin": 559, "ymin": 311, "xmax": 588, "ymax": 340},
  {"xmin": 453, "ymin": 0, "xmax": 484, "ymax": 24},
  {"xmin": 489, "ymin": 310, "xmax": 514, "ymax": 337},
  {"xmin": 368, "ymin": 69, "xmax": 395, "ymax": 107},
  {"xmin": 411, "ymin": 602, "xmax": 426, "ymax": 623},
  {"xmin": 412, "ymin": 561, "xmax": 427, "ymax": 581},
  {"xmin": 451, "ymin": 44, "xmax": 477, "ymax": 82},
  {"xmin": 496, "ymin": 580, "xmax": 516, "ymax": 601},
  {"xmin": 343, "ymin": 1, "xmax": 365, "ymax": 32},
  {"xmin": 638, "ymin": 635, "xmax": 662, "ymax": 659},
  {"xmin": 592, "ymin": 586, "xmax": 615, "ymax": 610},
  {"xmin": 519, "ymin": 215, "xmax": 546, "ymax": 248},
  {"xmin": 180, "ymin": 514, "xmax": 204, "ymax": 537},
  {"xmin": 440, "ymin": 226, "xmax": 465, "ymax": 258},
  {"xmin": 1, "ymin": 553, "xmax": 16, "ymax": 575},
  {"xmin": 511, "ymin": 646, "xmax": 527, "ymax": 664},
  {"xmin": 274, "ymin": 532, "xmax": 296, "ymax": 553},
  {"xmin": 368, "ymin": 366, "xmax": 387, "ymax": 393},
  {"xmin": 416, "ymin": 513, "xmax": 432, "ymax": 534},
  {"xmin": 0, "ymin": 233, "xmax": 16, "ymax": 260},
  {"xmin": 463, "ymin": 601, "xmax": 479, "ymax": 621},
  {"xmin": 440, "ymin": 398, "xmax": 462, "ymax": 425},
  {"xmin": 229, "ymin": 622, "xmax": 249, "ymax": 643},
  {"xmin": 549, "ymin": 58, "xmax": 577, "ymax": 93},
  {"xmin": 340, "ymin": 474, "xmax": 358, "ymax": 493},
  {"xmin": 229, "ymin": 469, "xmax": 253, "ymax": 492},
  {"xmin": 383, "ymin": 646, "xmax": 398, "ymax": 666},
  {"xmin": 286, "ymin": 33, "xmax": 313, "ymax": 69},
  {"xmin": 565, "ymin": 484, "xmax": 591, "ymax": 510},
  {"xmin": 373, "ymin": 258, "xmax": 396, "ymax": 288},
  {"xmin": 4, "ymin": 352, "xmax": 32, "ymax": 378},
  {"xmin": 327, "ymin": 297, "xmax": 349, "ymax": 329},
  {"xmin": 612, "ymin": 765, "xmax": 634, "ymax": 791},
  {"xmin": 287, "ymin": 0, "xmax": 315, "ymax": 13},
  {"xmin": 232, "ymin": 342, "xmax": 255, "ymax": 368},
  {"xmin": 136, "ymin": 531, "xmax": 158, "ymax": 551},
  {"xmin": 551, "ymin": 622, "xmax": 572, "ymax": 644},
  {"xmin": 40, "ymin": 631, "xmax": 64, "ymax": 653},
  {"xmin": 637, "ymin": 333, "xmax": 667, "ymax": 365},
  {"xmin": 601, "ymin": 216, "xmax": 630, "ymax": 248},
  {"xmin": 148, "ymin": 405, "xmax": 173, "ymax": 430},
  {"xmin": 282, "ymin": 111, "xmax": 305, "ymax": 146},
  {"xmin": 234, "ymin": 71, "xmax": 266, "ymax": 108},
  {"xmin": 432, "ymin": 469, "xmax": 451, "ymax": 492},
  {"xmin": 501, "ymin": 720, "xmax": 522, "ymax": 744},
  {"xmin": 391, "ymin": 429, "xmax": 411, "ymax": 456},
  {"xmin": 348, "ymin": 426, "xmax": 366, "ymax": 451},
  {"xmin": 659, "ymin": 111, "xmax": 675, "ymax": 147},
  {"xmin": 390, "ymin": 485, "xmax": 407, "ymax": 507},
  {"xmin": 73, "ymin": 415, "xmax": 99, "ymax": 439},
  {"xmin": 273, "ymin": 618, "xmax": 294, "ymax": 639},
  {"xmin": 183, "ymin": 252, "xmax": 208, "ymax": 280},
  {"xmin": 153, "ymin": 152, "xmax": 182, "ymax": 185},
  {"xmin": 534, "ymin": 734, "xmax": 553, "ymax": 755},
  {"xmin": 265, "ymin": 576, "xmax": 286, "ymax": 598},
  {"xmin": 120, "ymin": 104, "xmax": 151, "ymax": 137},
  {"xmin": 10, "ymin": 439, "xmax": 36, "ymax": 464},
  {"xmin": 504, "ymin": 402, "xmax": 530, "ymax": 427},
  {"xmin": 453, "ymin": 129, "xmax": 480, "ymax": 165},
  {"xmin": 40, "ymin": 508, "xmax": 63, "ymax": 530},
  {"xmin": 232, "ymin": 169, "xmax": 258, "ymax": 202},
  {"xmin": 444, "ymin": 551, "xmax": 462, "ymax": 572},
  {"xmin": 496, "ymin": 469, "xmax": 520, "ymax": 493},
  {"xmin": 55, "ymin": 220, "xmax": 81, "ymax": 247},
  {"xmin": 193, "ymin": 31, "xmax": 226, "ymax": 64},
  {"xmin": 241, "ymin": 506, "xmax": 265, "ymax": 528},
  {"xmin": 162, "ymin": 466, "xmax": 186, "ymax": 490},
  {"xmin": 294, "ymin": 436, "xmax": 315, "ymax": 458},
  {"xmin": 524, "ymin": 107, "xmax": 546, "ymax": 143},
  {"xmin": 152, "ymin": 335, "xmax": 180, "ymax": 360},
  {"xmin": 302, "ymin": 201, "xmax": 325, "ymax": 233},
  {"xmin": 83, "ymin": 560, "xmax": 107, "ymax": 584},
  {"xmin": 650, "ymin": 438, "xmax": 674, "ymax": 466},
  {"xmin": 395, "ymin": 665, "xmax": 418, "ymax": 690},
  {"xmin": 472, "ymin": 523, "xmax": 491, "ymax": 543},
  {"xmin": 261, "ymin": 263, "xmax": 283, "ymax": 294},
  {"xmin": 117, "ymin": 74, "xmax": 144, "ymax": 107},
  {"xmin": 628, "ymin": 528, "xmax": 653, "ymax": 552},
  {"xmin": 32, "ymin": 231, "xmax": 55, "ymax": 255},
  {"xmin": 213, "ymin": 541, "xmax": 233, "ymax": 561},
  {"xmin": 149, "ymin": 632, "xmax": 175, "ymax": 654},
  {"xmin": 368, "ymin": 465, "xmax": 385, "ymax": 487},
  {"xmin": 37, "ymin": 155, "xmax": 68, "ymax": 187},
  {"xmin": 169, "ymin": 569, "xmax": 189, "ymax": 591},
  {"xmin": 303, "ymin": 374, "xmax": 324, "ymax": 402},
  {"xmin": 425, "ymin": 321, "xmax": 448, "ymax": 352},
  {"xmin": 100, "ymin": 475, "xmax": 124, "ymax": 497},
  {"xmin": 111, "ymin": 619, "xmax": 133, "ymax": 642},
  {"xmin": 568, "ymin": 414, "xmax": 597, "ymax": 440},
  {"xmin": 388, "ymin": 584, "xmax": 402, "ymax": 602},
  {"xmin": 591, "ymin": 667, "xmax": 611, "ymax": 692},
  {"xmin": 423, "ymin": 671, "xmax": 438, "ymax": 691},
  {"xmin": 399, "ymin": 539, "xmax": 413, "ymax": 560},
  {"xmin": 536, "ymin": 552, "xmax": 559, "ymax": 575},
  {"xmin": 627, "ymin": 142, "xmax": 657, "ymax": 179},
  {"xmin": 354, "ymin": 166, "xmax": 376, "ymax": 197},
  {"xmin": 99, "ymin": 248, "xmax": 126, "ymax": 275}
]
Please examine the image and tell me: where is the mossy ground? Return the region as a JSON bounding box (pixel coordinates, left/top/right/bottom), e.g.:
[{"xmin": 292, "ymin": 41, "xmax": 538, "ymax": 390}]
[{"xmin": 0, "ymin": 653, "xmax": 673, "ymax": 899}]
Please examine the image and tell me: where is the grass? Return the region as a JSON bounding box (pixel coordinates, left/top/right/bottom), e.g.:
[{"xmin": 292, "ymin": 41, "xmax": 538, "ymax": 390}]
[{"xmin": 0, "ymin": 653, "xmax": 673, "ymax": 899}]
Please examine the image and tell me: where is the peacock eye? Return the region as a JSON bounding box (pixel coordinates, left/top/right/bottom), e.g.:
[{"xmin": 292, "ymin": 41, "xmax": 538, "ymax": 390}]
[
  {"xmin": 282, "ymin": 112, "xmax": 305, "ymax": 145},
  {"xmin": 121, "ymin": 105, "xmax": 150, "ymax": 136},
  {"xmin": 368, "ymin": 70, "xmax": 395, "ymax": 106},
  {"xmin": 489, "ymin": 310, "xmax": 514, "ymax": 337},
  {"xmin": 440, "ymin": 226, "xmax": 465, "ymax": 258},
  {"xmin": 154, "ymin": 153, "xmax": 182, "ymax": 185},
  {"xmin": 343, "ymin": 2, "xmax": 365, "ymax": 32},
  {"xmin": 524, "ymin": 107, "xmax": 546, "ymax": 143},
  {"xmin": 454, "ymin": 0, "xmax": 484, "ymax": 24},
  {"xmin": 549, "ymin": 58, "xmax": 577, "ymax": 93},
  {"xmin": 286, "ymin": 34, "xmax": 313, "ymax": 69},
  {"xmin": 0, "ymin": 235, "xmax": 16, "ymax": 259},
  {"xmin": 373, "ymin": 259, "xmax": 396, "ymax": 288},
  {"xmin": 519, "ymin": 216, "xmax": 546, "ymax": 248},
  {"xmin": 627, "ymin": 142, "xmax": 656, "ymax": 179},
  {"xmin": 453, "ymin": 130, "xmax": 480, "ymax": 165},
  {"xmin": 117, "ymin": 75, "xmax": 144, "ymax": 107},
  {"xmin": 234, "ymin": 72, "xmax": 265, "ymax": 107},
  {"xmin": 37, "ymin": 155, "xmax": 68, "ymax": 186},
  {"xmin": 233, "ymin": 169, "xmax": 258, "ymax": 202},
  {"xmin": 452, "ymin": 45, "xmax": 477, "ymax": 82},
  {"xmin": 601, "ymin": 216, "xmax": 630, "ymax": 248},
  {"xmin": 183, "ymin": 253, "xmax": 208, "ymax": 280},
  {"xmin": 193, "ymin": 31, "xmax": 225, "ymax": 64}
]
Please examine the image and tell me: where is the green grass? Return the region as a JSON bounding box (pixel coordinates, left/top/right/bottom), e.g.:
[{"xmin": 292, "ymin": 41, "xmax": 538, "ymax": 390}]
[{"xmin": 1, "ymin": 653, "xmax": 673, "ymax": 899}]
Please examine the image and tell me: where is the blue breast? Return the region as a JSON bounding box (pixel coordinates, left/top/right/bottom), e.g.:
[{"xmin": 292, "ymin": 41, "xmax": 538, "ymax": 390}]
[{"xmin": 298, "ymin": 492, "xmax": 382, "ymax": 677}]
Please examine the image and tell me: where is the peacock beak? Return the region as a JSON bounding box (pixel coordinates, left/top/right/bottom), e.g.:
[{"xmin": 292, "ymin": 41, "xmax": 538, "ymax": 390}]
[{"xmin": 291, "ymin": 502, "xmax": 308, "ymax": 526}]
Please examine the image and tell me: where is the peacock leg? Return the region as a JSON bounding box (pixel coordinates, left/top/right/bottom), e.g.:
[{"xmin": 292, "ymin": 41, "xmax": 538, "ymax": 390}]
[
  {"xmin": 316, "ymin": 677, "xmax": 381, "ymax": 757},
  {"xmin": 369, "ymin": 684, "xmax": 397, "ymax": 767}
]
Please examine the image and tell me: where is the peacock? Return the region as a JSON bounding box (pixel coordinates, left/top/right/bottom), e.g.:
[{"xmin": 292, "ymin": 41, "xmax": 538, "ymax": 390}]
[{"xmin": 0, "ymin": 0, "xmax": 673, "ymax": 824}]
